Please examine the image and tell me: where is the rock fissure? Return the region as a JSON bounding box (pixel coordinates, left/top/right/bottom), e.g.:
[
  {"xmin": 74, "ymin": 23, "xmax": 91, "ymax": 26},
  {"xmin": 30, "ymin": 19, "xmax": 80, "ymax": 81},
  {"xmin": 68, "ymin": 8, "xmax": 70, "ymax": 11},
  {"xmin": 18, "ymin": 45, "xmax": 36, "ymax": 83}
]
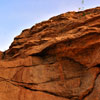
[
  {"xmin": 3, "ymin": 79, "xmax": 70, "ymax": 99},
  {"xmin": 83, "ymin": 71, "xmax": 100, "ymax": 100}
]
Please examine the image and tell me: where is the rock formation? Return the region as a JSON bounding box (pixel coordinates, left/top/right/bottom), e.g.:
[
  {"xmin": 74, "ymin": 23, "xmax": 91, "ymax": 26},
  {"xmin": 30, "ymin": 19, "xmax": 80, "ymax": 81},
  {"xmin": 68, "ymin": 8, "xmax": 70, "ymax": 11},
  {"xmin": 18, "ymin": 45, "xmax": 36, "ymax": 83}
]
[{"xmin": 0, "ymin": 7, "xmax": 100, "ymax": 100}]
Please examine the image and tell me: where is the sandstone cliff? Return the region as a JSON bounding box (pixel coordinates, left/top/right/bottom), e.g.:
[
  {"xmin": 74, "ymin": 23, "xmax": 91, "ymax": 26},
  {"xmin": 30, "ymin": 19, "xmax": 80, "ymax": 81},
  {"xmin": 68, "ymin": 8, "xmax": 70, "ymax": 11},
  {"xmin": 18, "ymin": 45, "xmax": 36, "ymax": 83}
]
[{"xmin": 0, "ymin": 7, "xmax": 100, "ymax": 100}]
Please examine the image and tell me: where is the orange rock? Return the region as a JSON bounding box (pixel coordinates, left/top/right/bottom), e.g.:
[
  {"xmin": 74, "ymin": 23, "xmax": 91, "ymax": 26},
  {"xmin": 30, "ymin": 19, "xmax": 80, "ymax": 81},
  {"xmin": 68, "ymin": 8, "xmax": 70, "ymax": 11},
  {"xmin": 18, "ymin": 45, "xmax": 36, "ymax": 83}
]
[
  {"xmin": 0, "ymin": 7, "xmax": 100, "ymax": 100},
  {"xmin": 0, "ymin": 51, "xmax": 3, "ymax": 59}
]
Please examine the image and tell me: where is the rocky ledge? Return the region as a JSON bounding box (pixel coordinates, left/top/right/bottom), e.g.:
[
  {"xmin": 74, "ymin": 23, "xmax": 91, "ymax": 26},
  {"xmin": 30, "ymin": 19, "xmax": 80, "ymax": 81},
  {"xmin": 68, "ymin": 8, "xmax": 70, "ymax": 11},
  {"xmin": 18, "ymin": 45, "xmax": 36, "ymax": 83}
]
[{"xmin": 0, "ymin": 7, "xmax": 100, "ymax": 100}]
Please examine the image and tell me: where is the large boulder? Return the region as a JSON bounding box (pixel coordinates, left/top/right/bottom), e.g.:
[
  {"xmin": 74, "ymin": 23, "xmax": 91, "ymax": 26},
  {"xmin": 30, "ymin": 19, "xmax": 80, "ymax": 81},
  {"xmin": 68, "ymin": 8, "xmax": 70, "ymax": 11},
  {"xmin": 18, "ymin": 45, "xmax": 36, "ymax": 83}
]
[{"xmin": 0, "ymin": 7, "xmax": 100, "ymax": 100}]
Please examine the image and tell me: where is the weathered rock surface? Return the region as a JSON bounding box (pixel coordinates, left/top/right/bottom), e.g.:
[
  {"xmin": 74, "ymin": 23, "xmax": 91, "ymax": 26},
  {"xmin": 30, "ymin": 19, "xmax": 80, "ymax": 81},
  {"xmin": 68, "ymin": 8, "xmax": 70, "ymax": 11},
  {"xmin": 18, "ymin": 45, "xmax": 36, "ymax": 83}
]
[{"xmin": 0, "ymin": 7, "xmax": 100, "ymax": 100}]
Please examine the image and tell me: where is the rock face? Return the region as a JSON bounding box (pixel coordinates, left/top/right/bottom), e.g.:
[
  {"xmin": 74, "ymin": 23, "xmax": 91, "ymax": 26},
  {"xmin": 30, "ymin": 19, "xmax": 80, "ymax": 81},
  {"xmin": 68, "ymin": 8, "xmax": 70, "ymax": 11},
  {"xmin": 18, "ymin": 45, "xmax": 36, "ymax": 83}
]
[
  {"xmin": 0, "ymin": 51, "xmax": 3, "ymax": 59},
  {"xmin": 0, "ymin": 7, "xmax": 100, "ymax": 100}
]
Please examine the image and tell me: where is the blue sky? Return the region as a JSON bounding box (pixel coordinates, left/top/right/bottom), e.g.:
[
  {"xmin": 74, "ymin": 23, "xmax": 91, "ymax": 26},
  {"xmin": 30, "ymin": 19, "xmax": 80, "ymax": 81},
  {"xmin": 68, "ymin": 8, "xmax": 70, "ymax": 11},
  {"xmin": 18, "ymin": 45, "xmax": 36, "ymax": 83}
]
[{"xmin": 0, "ymin": 0, "xmax": 100, "ymax": 51}]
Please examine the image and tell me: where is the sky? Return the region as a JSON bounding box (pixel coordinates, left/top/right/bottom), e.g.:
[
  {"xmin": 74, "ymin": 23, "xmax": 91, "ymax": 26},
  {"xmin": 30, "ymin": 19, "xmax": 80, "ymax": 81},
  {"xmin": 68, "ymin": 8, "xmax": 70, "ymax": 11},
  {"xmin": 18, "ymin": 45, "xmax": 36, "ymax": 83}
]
[{"xmin": 0, "ymin": 0, "xmax": 100, "ymax": 51}]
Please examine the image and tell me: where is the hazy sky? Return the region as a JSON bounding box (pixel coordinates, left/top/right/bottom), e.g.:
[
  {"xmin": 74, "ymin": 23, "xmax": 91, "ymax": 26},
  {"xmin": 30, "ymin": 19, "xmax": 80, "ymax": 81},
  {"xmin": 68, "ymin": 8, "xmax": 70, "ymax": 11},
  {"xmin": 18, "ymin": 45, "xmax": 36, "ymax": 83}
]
[{"xmin": 0, "ymin": 0, "xmax": 100, "ymax": 51}]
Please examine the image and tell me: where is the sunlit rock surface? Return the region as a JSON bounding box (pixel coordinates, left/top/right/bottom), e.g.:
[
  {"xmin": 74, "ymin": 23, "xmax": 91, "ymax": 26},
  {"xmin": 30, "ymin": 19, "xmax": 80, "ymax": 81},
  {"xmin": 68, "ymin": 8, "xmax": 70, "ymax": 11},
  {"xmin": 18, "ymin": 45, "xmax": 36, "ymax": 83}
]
[{"xmin": 0, "ymin": 7, "xmax": 100, "ymax": 100}]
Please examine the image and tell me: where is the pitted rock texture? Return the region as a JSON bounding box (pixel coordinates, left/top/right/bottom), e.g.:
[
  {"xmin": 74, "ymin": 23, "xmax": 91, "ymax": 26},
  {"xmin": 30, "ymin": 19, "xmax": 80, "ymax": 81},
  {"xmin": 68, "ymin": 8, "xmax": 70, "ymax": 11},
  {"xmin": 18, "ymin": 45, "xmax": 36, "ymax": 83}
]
[{"xmin": 0, "ymin": 7, "xmax": 100, "ymax": 100}]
